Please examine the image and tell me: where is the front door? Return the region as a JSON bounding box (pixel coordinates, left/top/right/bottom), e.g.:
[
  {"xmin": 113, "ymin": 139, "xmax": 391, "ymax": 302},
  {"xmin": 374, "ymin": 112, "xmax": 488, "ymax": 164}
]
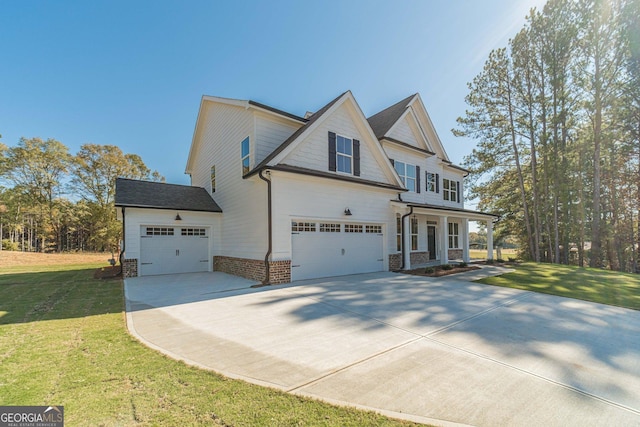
[{"xmin": 427, "ymin": 226, "xmax": 437, "ymax": 260}]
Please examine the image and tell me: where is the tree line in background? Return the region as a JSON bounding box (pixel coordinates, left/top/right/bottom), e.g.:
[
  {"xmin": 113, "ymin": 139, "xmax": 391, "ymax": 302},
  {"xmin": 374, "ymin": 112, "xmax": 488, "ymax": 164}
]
[
  {"xmin": 456, "ymin": 0, "xmax": 640, "ymax": 272},
  {"xmin": 0, "ymin": 136, "xmax": 163, "ymax": 253}
]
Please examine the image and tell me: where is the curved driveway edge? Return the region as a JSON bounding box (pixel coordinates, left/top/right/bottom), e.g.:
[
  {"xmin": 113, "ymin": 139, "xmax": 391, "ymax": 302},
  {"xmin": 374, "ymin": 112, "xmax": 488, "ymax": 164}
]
[{"xmin": 124, "ymin": 270, "xmax": 640, "ymax": 427}]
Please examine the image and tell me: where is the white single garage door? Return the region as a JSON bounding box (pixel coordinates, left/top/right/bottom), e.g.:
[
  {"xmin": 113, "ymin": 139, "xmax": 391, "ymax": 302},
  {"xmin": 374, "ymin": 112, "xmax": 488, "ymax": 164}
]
[
  {"xmin": 139, "ymin": 226, "xmax": 210, "ymax": 276},
  {"xmin": 291, "ymin": 221, "xmax": 384, "ymax": 281}
]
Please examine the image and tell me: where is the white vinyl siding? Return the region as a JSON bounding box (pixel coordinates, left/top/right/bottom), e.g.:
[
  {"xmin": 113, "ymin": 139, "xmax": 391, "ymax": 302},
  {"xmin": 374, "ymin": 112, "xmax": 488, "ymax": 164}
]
[
  {"xmin": 270, "ymin": 171, "xmax": 394, "ymax": 266},
  {"xmin": 279, "ymin": 102, "xmax": 390, "ymax": 185},
  {"xmin": 188, "ymin": 102, "xmax": 267, "ymax": 260},
  {"xmin": 387, "ymin": 114, "xmax": 420, "ymax": 148},
  {"xmin": 254, "ymin": 114, "xmax": 300, "ymax": 165}
]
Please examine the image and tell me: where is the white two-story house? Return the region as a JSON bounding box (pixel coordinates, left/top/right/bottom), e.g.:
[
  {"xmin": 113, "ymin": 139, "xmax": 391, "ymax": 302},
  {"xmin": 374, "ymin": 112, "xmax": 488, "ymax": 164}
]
[{"xmin": 116, "ymin": 91, "xmax": 496, "ymax": 283}]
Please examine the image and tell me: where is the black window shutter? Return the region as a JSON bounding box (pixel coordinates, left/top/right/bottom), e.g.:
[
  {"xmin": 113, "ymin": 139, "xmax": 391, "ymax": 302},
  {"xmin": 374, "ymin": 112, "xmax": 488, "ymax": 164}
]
[
  {"xmin": 390, "ymin": 158, "xmax": 395, "ymax": 167},
  {"xmin": 457, "ymin": 181, "xmax": 461, "ymax": 203},
  {"xmin": 436, "ymin": 173, "xmax": 440, "ymax": 193},
  {"xmin": 416, "ymin": 165, "xmax": 421, "ymax": 193},
  {"xmin": 328, "ymin": 132, "xmax": 337, "ymax": 172},
  {"xmin": 353, "ymin": 139, "xmax": 360, "ymax": 176}
]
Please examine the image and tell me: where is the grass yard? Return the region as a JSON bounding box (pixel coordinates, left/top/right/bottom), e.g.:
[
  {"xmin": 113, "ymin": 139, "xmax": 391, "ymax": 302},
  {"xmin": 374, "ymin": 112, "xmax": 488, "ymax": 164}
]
[
  {"xmin": 469, "ymin": 248, "xmax": 518, "ymax": 260},
  {"xmin": 478, "ymin": 262, "xmax": 640, "ymax": 310},
  {"xmin": 0, "ymin": 255, "xmax": 420, "ymax": 426}
]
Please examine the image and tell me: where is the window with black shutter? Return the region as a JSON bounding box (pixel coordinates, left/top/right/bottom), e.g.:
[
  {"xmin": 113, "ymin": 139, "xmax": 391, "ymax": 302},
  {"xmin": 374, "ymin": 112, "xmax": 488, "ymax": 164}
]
[
  {"xmin": 353, "ymin": 139, "xmax": 360, "ymax": 177},
  {"xmin": 328, "ymin": 132, "xmax": 337, "ymax": 172}
]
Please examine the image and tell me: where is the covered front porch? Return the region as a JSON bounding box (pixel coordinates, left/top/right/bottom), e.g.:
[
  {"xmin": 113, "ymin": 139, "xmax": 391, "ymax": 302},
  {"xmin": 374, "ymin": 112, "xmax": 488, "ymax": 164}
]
[{"xmin": 391, "ymin": 201, "xmax": 498, "ymax": 271}]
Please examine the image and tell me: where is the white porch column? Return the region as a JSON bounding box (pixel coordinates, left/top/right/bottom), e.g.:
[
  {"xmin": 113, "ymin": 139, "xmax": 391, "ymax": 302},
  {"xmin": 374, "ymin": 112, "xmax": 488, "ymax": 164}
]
[
  {"xmin": 486, "ymin": 220, "xmax": 494, "ymax": 260},
  {"xmin": 403, "ymin": 213, "xmax": 412, "ymax": 270},
  {"xmin": 462, "ymin": 218, "xmax": 470, "ymax": 263},
  {"xmin": 441, "ymin": 216, "xmax": 449, "ymax": 264}
]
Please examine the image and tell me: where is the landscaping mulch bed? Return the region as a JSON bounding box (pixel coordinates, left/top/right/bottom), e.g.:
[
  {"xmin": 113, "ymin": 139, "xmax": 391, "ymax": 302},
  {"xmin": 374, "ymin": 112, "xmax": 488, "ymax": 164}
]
[
  {"xmin": 93, "ymin": 265, "xmax": 122, "ymax": 279},
  {"xmin": 403, "ymin": 265, "xmax": 481, "ymax": 277}
]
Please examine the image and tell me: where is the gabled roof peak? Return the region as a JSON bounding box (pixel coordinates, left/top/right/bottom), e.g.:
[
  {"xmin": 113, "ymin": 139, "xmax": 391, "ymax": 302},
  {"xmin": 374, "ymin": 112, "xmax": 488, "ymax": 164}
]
[{"xmin": 366, "ymin": 93, "xmax": 417, "ymax": 139}]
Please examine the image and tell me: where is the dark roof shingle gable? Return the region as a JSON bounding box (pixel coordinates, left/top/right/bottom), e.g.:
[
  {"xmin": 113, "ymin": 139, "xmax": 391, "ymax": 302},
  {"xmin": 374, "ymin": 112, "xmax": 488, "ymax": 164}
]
[
  {"xmin": 115, "ymin": 178, "xmax": 222, "ymax": 212},
  {"xmin": 367, "ymin": 94, "xmax": 416, "ymax": 139}
]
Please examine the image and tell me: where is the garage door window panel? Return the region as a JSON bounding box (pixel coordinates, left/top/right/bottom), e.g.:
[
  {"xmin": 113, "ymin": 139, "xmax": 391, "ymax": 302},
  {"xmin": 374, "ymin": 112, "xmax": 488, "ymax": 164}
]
[
  {"xmin": 344, "ymin": 224, "xmax": 363, "ymax": 233},
  {"xmin": 181, "ymin": 228, "xmax": 206, "ymax": 236},
  {"xmin": 146, "ymin": 227, "xmax": 174, "ymax": 236},
  {"xmin": 292, "ymin": 221, "xmax": 316, "ymax": 232},
  {"xmin": 320, "ymin": 223, "xmax": 341, "ymax": 232}
]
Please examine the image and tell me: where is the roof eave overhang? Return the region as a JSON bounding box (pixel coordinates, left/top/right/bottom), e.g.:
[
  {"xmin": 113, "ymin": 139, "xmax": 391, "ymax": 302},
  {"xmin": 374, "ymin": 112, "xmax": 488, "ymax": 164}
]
[
  {"xmin": 115, "ymin": 203, "xmax": 222, "ymax": 213},
  {"xmin": 390, "ymin": 200, "xmax": 499, "ymax": 220},
  {"xmin": 247, "ymin": 165, "xmax": 407, "ymax": 193}
]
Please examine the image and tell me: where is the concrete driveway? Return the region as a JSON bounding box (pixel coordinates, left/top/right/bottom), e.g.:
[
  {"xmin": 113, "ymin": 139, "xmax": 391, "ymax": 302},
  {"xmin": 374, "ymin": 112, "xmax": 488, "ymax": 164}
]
[{"xmin": 124, "ymin": 270, "xmax": 640, "ymax": 426}]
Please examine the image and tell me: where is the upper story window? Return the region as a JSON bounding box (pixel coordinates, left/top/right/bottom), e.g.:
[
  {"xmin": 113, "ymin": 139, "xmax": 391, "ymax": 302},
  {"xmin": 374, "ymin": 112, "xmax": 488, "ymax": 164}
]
[
  {"xmin": 241, "ymin": 136, "xmax": 250, "ymax": 175},
  {"xmin": 394, "ymin": 161, "xmax": 419, "ymax": 192},
  {"xmin": 210, "ymin": 165, "xmax": 216, "ymax": 193},
  {"xmin": 328, "ymin": 131, "xmax": 361, "ymax": 176},
  {"xmin": 426, "ymin": 171, "xmax": 438, "ymax": 192},
  {"xmin": 443, "ymin": 179, "xmax": 460, "ymax": 202},
  {"xmin": 336, "ymin": 135, "xmax": 353, "ymax": 174}
]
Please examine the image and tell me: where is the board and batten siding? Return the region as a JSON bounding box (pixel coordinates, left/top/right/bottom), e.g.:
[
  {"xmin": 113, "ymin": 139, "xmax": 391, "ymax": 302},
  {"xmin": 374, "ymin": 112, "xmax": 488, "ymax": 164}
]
[
  {"xmin": 280, "ymin": 102, "xmax": 392, "ymax": 185},
  {"xmin": 254, "ymin": 112, "xmax": 300, "ymax": 165},
  {"xmin": 121, "ymin": 207, "xmax": 221, "ymax": 265},
  {"xmin": 270, "ymin": 171, "xmax": 397, "ymax": 268},
  {"xmin": 190, "ymin": 102, "xmax": 269, "ymax": 260}
]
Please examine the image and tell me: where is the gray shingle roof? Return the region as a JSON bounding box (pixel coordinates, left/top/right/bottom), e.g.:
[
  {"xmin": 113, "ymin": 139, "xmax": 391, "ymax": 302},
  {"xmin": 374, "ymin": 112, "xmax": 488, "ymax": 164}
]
[
  {"xmin": 115, "ymin": 178, "xmax": 222, "ymax": 212},
  {"xmin": 367, "ymin": 94, "xmax": 416, "ymax": 139}
]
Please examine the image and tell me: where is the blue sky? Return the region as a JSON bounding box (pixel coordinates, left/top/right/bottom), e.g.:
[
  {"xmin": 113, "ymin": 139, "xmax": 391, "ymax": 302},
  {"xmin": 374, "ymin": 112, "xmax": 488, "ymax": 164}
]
[{"xmin": 1, "ymin": 0, "xmax": 545, "ymax": 186}]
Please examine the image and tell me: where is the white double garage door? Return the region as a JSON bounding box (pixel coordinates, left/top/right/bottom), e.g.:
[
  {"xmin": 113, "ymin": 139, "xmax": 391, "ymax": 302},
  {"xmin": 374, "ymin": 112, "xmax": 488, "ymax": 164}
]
[
  {"xmin": 139, "ymin": 226, "xmax": 210, "ymax": 276},
  {"xmin": 291, "ymin": 221, "xmax": 384, "ymax": 281}
]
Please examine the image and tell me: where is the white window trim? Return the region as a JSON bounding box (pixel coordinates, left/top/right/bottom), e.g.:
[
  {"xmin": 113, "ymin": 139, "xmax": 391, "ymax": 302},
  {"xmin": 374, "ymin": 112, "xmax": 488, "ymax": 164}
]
[
  {"xmin": 448, "ymin": 222, "xmax": 460, "ymax": 249},
  {"xmin": 336, "ymin": 134, "xmax": 353, "ymax": 175},
  {"xmin": 410, "ymin": 216, "xmax": 418, "ymax": 251},
  {"xmin": 443, "ymin": 178, "xmax": 458, "ymax": 202},
  {"xmin": 395, "ymin": 160, "xmax": 417, "ymax": 192}
]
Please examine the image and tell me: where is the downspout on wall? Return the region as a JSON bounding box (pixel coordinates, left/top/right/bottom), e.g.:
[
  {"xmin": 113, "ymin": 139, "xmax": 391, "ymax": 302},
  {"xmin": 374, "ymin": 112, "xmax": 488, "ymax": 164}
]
[
  {"xmin": 400, "ymin": 206, "xmax": 413, "ymax": 270},
  {"xmin": 119, "ymin": 207, "xmax": 126, "ymax": 274},
  {"xmin": 258, "ymin": 170, "xmax": 272, "ymax": 285}
]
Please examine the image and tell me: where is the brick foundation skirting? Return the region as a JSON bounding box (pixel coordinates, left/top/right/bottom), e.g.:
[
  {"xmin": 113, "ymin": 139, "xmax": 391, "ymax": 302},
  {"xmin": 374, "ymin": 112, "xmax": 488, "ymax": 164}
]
[
  {"xmin": 389, "ymin": 253, "xmax": 402, "ymax": 270},
  {"xmin": 410, "ymin": 251, "xmax": 430, "ymax": 265},
  {"xmin": 214, "ymin": 256, "xmax": 291, "ymax": 284},
  {"xmin": 448, "ymin": 249, "xmax": 463, "ymax": 260},
  {"xmin": 122, "ymin": 258, "xmax": 138, "ymax": 278}
]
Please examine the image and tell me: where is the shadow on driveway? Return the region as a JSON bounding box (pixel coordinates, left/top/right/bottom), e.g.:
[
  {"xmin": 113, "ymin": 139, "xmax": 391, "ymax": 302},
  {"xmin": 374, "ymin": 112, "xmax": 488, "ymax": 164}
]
[{"xmin": 124, "ymin": 271, "xmax": 640, "ymax": 426}]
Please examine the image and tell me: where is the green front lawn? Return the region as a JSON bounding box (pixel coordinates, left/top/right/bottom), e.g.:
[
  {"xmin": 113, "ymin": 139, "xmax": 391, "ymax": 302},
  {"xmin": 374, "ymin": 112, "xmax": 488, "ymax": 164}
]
[
  {"xmin": 477, "ymin": 262, "xmax": 640, "ymax": 310},
  {"xmin": 0, "ymin": 264, "xmax": 419, "ymax": 426}
]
